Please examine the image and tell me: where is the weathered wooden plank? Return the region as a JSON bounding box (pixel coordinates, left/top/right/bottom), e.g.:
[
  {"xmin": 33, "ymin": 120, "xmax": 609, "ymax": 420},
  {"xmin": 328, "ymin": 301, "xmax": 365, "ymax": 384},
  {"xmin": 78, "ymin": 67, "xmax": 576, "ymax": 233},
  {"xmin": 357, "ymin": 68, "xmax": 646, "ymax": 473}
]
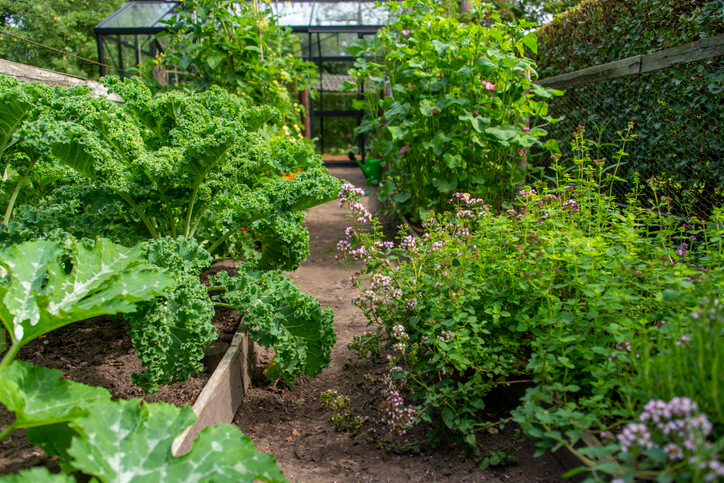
[
  {"xmin": 641, "ymin": 33, "xmax": 724, "ymax": 73},
  {"xmin": 537, "ymin": 34, "xmax": 724, "ymax": 90},
  {"xmin": 171, "ymin": 324, "xmax": 252, "ymax": 457},
  {"xmin": 0, "ymin": 58, "xmax": 121, "ymax": 101},
  {"xmin": 537, "ymin": 56, "xmax": 642, "ymax": 89}
]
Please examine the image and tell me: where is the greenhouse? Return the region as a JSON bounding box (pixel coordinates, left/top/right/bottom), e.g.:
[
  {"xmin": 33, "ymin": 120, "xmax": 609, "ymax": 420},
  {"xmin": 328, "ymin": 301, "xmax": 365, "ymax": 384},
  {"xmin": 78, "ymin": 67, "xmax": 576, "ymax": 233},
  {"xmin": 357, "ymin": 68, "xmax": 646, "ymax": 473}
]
[
  {"xmin": 94, "ymin": 0, "xmax": 390, "ymax": 159},
  {"xmin": 1, "ymin": 0, "xmax": 723, "ymax": 481}
]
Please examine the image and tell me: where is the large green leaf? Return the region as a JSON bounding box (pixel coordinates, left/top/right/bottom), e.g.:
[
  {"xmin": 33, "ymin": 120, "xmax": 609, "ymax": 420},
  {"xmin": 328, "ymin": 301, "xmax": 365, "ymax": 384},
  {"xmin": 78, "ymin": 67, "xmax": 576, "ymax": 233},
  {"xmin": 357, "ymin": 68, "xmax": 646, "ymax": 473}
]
[
  {"xmin": 67, "ymin": 398, "xmax": 287, "ymax": 483},
  {"xmin": 168, "ymin": 425, "xmax": 287, "ymax": 482},
  {"xmin": 0, "ymin": 239, "xmax": 173, "ymax": 347},
  {"xmin": 48, "ymin": 123, "xmax": 101, "ymax": 180},
  {"xmin": 0, "ymin": 360, "xmax": 110, "ymax": 438},
  {"xmin": 212, "ymin": 268, "xmax": 336, "ymax": 383}
]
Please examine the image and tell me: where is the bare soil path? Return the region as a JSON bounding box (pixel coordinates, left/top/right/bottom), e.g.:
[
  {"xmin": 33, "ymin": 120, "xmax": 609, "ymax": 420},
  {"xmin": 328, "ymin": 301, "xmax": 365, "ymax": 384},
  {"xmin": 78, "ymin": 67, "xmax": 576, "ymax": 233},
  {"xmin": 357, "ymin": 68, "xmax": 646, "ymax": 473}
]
[{"xmin": 233, "ymin": 167, "xmax": 570, "ymax": 483}]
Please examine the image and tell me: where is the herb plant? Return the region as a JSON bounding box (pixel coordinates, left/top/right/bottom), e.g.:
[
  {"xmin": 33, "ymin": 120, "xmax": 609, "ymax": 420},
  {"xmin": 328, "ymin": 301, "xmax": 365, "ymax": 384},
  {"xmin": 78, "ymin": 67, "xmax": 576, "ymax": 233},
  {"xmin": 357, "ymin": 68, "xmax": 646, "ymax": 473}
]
[
  {"xmin": 567, "ymin": 397, "xmax": 724, "ymax": 482},
  {"xmin": 338, "ymin": 128, "xmax": 723, "ymax": 469}
]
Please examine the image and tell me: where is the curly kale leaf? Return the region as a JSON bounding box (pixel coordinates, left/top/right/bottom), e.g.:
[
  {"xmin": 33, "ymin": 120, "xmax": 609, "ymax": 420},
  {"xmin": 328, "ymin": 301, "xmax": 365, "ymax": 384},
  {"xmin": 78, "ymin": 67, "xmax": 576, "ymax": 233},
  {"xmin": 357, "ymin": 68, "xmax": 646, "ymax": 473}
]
[
  {"xmin": 270, "ymin": 167, "xmax": 341, "ymax": 212},
  {"xmin": 212, "ymin": 266, "xmax": 335, "ymax": 384},
  {"xmin": 0, "ymin": 77, "xmax": 48, "ymax": 162},
  {"xmin": 125, "ymin": 238, "xmax": 217, "ymax": 392},
  {"xmin": 252, "ymin": 211, "xmax": 309, "ymax": 272},
  {"xmin": 0, "ymin": 184, "xmax": 142, "ymax": 249},
  {"xmin": 143, "ymin": 235, "xmax": 213, "ymax": 275}
]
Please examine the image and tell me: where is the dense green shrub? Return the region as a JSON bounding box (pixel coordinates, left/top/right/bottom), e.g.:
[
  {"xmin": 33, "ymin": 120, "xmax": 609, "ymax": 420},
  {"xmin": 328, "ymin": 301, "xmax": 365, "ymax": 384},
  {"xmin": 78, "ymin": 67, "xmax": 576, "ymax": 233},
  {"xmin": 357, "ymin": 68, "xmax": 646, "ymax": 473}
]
[
  {"xmin": 534, "ymin": 0, "xmax": 724, "ymax": 216},
  {"xmin": 346, "ymin": 0, "xmax": 561, "ymax": 221}
]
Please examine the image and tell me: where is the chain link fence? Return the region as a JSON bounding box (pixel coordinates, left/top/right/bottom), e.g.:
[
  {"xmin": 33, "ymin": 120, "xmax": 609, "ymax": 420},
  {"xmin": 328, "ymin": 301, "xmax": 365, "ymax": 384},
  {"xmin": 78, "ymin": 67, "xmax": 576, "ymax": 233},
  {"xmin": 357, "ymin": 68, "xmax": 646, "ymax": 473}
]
[{"xmin": 531, "ymin": 31, "xmax": 723, "ymax": 219}]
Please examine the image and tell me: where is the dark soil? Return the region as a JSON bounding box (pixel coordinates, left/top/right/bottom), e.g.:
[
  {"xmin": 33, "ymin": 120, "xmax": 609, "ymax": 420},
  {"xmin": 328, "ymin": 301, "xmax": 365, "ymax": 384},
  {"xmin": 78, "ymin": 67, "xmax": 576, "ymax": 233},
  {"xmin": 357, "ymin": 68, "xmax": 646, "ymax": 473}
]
[{"xmin": 0, "ymin": 167, "xmax": 573, "ymax": 482}]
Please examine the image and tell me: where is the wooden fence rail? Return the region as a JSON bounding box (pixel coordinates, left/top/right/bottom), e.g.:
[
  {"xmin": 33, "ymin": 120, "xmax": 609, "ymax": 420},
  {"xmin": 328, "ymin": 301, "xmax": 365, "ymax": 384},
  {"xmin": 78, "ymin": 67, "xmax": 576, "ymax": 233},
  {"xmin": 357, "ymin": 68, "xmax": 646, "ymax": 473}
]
[
  {"xmin": 537, "ymin": 33, "xmax": 724, "ymax": 90},
  {"xmin": 0, "ymin": 58, "xmax": 121, "ymax": 101}
]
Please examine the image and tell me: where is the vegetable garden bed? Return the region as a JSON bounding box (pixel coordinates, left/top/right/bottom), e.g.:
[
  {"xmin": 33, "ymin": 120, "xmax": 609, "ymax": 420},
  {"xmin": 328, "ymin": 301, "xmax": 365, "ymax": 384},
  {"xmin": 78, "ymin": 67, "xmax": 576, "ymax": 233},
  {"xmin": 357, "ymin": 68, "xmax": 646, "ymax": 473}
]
[{"xmin": 0, "ymin": 260, "xmax": 252, "ymax": 474}]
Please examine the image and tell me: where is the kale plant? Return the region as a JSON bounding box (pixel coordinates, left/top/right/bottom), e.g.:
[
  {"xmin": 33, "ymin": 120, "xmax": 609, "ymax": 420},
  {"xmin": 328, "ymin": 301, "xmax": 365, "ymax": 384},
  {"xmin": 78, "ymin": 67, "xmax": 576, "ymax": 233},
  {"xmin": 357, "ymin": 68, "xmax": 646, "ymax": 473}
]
[
  {"xmin": 7, "ymin": 77, "xmax": 339, "ymax": 267},
  {"xmin": 0, "ymin": 237, "xmax": 286, "ymax": 482}
]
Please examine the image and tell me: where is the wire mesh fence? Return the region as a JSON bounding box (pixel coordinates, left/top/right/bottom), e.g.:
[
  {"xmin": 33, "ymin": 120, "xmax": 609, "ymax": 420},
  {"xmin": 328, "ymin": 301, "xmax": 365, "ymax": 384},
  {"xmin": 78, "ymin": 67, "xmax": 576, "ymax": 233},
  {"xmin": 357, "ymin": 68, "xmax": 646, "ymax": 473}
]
[{"xmin": 531, "ymin": 37, "xmax": 724, "ymax": 220}]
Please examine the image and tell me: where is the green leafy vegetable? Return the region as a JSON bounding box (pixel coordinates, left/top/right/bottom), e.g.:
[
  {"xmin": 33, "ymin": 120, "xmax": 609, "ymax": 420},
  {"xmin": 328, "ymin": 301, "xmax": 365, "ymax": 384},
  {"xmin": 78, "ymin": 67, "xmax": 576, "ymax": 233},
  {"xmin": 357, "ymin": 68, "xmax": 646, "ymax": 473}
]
[
  {"xmin": 212, "ymin": 266, "xmax": 336, "ymax": 384},
  {"xmin": 0, "ymin": 360, "xmax": 110, "ymax": 442},
  {"xmin": 65, "ymin": 398, "xmax": 286, "ymax": 482}
]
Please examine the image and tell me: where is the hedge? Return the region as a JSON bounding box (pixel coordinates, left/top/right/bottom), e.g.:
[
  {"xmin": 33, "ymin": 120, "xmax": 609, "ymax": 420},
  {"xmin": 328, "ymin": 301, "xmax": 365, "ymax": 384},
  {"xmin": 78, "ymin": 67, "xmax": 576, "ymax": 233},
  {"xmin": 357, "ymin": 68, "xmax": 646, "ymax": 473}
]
[{"xmin": 533, "ymin": 0, "xmax": 724, "ymax": 216}]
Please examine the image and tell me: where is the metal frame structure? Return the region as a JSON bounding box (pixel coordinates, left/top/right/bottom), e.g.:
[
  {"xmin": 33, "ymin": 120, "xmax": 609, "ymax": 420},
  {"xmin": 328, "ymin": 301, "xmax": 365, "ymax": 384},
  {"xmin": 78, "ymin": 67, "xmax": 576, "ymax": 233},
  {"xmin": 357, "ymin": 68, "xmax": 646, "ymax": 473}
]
[{"xmin": 94, "ymin": 1, "xmax": 180, "ymax": 78}]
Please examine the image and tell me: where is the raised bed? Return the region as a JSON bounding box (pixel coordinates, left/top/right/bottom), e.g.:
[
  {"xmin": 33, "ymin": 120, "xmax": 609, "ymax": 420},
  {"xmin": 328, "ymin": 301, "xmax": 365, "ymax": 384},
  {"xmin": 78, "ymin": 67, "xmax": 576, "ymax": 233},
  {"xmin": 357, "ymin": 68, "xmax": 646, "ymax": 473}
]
[{"xmin": 172, "ymin": 323, "xmax": 255, "ymax": 455}]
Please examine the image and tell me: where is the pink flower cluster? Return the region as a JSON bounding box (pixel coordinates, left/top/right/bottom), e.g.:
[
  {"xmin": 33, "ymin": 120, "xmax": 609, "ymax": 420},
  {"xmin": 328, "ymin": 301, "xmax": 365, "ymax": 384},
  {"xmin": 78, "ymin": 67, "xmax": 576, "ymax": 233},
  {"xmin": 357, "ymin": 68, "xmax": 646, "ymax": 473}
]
[
  {"xmin": 338, "ymin": 183, "xmax": 372, "ymax": 223},
  {"xmin": 615, "ymin": 397, "xmax": 722, "ymax": 482},
  {"xmin": 482, "ymin": 80, "xmax": 496, "ymax": 91},
  {"xmin": 562, "ymin": 199, "xmax": 580, "ymax": 212},
  {"xmin": 379, "ymin": 389, "xmax": 417, "ymax": 435}
]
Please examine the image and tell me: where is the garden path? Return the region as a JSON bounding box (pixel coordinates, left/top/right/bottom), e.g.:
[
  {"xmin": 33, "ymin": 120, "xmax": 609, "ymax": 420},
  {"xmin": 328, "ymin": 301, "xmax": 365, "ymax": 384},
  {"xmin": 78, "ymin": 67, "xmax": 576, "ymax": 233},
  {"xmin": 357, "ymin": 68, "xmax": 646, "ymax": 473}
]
[{"xmin": 232, "ymin": 166, "xmax": 569, "ymax": 482}]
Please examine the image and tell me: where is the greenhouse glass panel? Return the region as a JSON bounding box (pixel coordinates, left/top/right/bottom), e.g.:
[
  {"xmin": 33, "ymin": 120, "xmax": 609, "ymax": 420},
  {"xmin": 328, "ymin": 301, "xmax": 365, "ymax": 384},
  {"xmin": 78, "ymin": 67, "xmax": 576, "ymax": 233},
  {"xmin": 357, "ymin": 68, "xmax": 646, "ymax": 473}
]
[
  {"xmin": 96, "ymin": 1, "xmax": 180, "ymax": 32},
  {"xmin": 271, "ymin": 1, "xmax": 389, "ymax": 28}
]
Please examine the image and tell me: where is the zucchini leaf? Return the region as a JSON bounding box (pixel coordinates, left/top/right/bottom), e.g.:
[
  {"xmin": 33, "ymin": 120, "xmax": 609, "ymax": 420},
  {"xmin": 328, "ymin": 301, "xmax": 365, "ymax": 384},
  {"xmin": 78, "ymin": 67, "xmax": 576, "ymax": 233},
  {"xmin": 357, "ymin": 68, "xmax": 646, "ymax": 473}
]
[
  {"xmin": 0, "ymin": 238, "xmax": 173, "ymax": 351},
  {"xmin": 66, "ymin": 398, "xmax": 287, "ymax": 483},
  {"xmin": 0, "ymin": 467, "xmax": 76, "ymax": 482},
  {"xmin": 0, "ymin": 360, "xmax": 110, "ymax": 437}
]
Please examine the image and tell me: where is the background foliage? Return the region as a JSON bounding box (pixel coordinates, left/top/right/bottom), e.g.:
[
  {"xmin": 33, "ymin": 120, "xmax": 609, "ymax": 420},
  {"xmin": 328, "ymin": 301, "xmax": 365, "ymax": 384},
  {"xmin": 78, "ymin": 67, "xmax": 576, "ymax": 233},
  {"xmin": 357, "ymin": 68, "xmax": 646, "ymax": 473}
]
[
  {"xmin": 148, "ymin": 0, "xmax": 318, "ymax": 134},
  {"xmin": 348, "ymin": 0, "xmax": 560, "ymax": 221},
  {"xmin": 0, "ymin": 0, "xmax": 125, "ymax": 79}
]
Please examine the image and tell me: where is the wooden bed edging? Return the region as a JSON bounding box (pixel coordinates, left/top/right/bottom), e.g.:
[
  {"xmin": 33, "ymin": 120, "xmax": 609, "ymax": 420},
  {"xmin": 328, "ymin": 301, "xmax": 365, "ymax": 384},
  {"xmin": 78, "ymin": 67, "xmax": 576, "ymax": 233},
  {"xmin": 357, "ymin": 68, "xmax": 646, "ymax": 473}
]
[{"xmin": 171, "ymin": 323, "xmax": 255, "ymax": 456}]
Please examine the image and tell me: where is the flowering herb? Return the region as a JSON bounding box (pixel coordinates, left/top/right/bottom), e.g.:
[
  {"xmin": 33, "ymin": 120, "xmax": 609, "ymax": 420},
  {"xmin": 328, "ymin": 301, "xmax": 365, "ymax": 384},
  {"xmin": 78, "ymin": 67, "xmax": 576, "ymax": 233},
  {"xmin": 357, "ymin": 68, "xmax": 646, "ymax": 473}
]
[
  {"xmin": 571, "ymin": 397, "xmax": 723, "ymax": 482},
  {"xmin": 338, "ymin": 129, "xmax": 724, "ymax": 468}
]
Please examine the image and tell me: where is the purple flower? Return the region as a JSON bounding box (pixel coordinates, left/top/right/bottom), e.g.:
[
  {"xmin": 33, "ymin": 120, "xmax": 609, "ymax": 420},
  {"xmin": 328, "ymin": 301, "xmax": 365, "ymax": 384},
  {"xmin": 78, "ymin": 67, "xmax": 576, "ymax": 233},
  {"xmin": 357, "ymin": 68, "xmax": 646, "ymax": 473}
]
[{"xmin": 399, "ymin": 145, "xmax": 410, "ymax": 154}]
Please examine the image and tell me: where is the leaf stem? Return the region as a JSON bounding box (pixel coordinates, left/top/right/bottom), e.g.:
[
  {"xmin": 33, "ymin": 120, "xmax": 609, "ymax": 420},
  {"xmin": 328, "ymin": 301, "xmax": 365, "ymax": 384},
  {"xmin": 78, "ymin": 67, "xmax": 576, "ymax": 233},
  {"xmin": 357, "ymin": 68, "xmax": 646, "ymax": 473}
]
[
  {"xmin": 213, "ymin": 302, "xmax": 237, "ymax": 310},
  {"xmin": 3, "ymin": 157, "xmax": 37, "ymax": 224},
  {"xmin": 208, "ymin": 227, "xmax": 237, "ymax": 254},
  {"xmin": 0, "ymin": 423, "xmax": 16, "ymax": 443},
  {"xmin": 115, "ymin": 191, "xmax": 159, "ymax": 238},
  {"xmin": 0, "ymin": 342, "xmax": 20, "ymax": 374},
  {"xmin": 184, "ymin": 185, "xmax": 200, "ymax": 237}
]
